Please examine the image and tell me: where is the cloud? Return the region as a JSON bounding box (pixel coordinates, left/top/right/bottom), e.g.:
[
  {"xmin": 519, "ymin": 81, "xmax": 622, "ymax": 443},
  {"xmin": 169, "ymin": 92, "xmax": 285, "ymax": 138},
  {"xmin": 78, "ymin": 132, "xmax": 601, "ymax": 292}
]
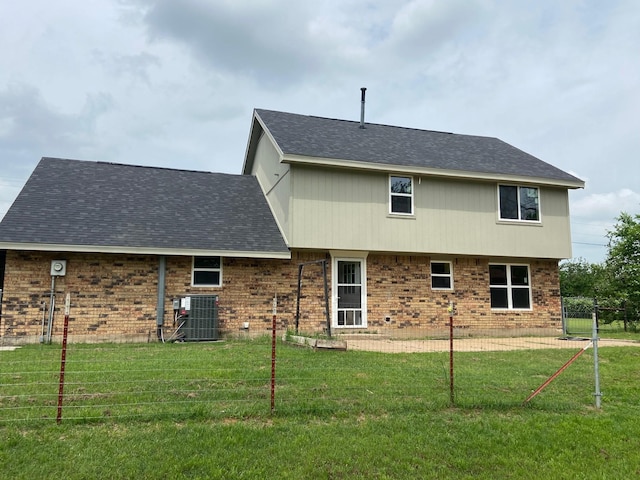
[
  {"xmin": 0, "ymin": 83, "xmax": 112, "ymax": 155},
  {"xmin": 567, "ymin": 188, "xmax": 640, "ymax": 263},
  {"xmin": 384, "ymin": 0, "xmax": 481, "ymax": 55},
  {"xmin": 128, "ymin": 0, "xmax": 336, "ymax": 87},
  {"xmin": 93, "ymin": 51, "xmax": 162, "ymax": 86},
  {"xmin": 124, "ymin": 1, "xmax": 484, "ymax": 89},
  {"xmin": 572, "ymin": 189, "xmax": 640, "ymax": 219}
]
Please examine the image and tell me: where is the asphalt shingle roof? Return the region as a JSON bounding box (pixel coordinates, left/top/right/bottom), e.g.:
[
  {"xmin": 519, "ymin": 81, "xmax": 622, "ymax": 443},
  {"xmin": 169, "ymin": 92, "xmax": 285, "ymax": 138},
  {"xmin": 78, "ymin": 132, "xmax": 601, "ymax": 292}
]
[
  {"xmin": 0, "ymin": 158, "xmax": 289, "ymax": 255},
  {"xmin": 254, "ymin": 109, "xmax": 583, "ymax": 186}
]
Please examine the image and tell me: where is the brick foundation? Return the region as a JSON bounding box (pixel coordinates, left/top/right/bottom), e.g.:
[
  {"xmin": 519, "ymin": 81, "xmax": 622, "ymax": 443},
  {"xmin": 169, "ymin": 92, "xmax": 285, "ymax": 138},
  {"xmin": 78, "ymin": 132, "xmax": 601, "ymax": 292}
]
[{"xmin": 0, "ymin": 250, "xmax": 561, "ymax": 343}]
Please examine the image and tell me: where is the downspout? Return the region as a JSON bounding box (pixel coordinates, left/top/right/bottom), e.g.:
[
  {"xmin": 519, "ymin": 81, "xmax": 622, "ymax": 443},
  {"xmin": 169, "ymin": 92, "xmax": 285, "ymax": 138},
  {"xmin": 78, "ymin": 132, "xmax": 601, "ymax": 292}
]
[
  {"xmin": 156, "ymin": 256, "xmax": 166, "ymax": 340},
  {"xmin": 45, "ymin": 276, "xmax": 56, "ymax": 344}
]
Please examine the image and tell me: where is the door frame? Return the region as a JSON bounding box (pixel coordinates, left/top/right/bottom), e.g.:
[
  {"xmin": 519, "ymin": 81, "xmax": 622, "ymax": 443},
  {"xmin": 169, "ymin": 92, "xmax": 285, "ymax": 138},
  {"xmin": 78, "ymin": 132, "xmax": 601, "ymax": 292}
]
[{"xmin": 330, "ymin": 251, "xmax": 368, "ymax": 329}]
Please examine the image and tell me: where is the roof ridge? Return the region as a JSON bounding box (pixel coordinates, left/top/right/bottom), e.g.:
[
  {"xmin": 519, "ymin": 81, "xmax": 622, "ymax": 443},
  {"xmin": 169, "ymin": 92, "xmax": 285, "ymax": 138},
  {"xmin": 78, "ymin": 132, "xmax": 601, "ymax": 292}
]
[
  {"xmin": 96, "ymin": 161, "xmax": 216, "ymax": 175},
  {"xmin": 256, "ymin": 108, "xmax": 459, "ymax": 136},
  {"xmin": 40, "ymin": 157, "xmax": 237, "ymax": 176}
]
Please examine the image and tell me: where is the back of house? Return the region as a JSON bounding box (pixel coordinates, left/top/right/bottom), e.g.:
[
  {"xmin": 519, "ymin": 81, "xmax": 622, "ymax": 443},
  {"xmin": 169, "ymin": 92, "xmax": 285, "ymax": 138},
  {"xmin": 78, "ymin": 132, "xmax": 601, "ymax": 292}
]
[{"xmin": 0, "ymin": 109, "xmax": 584, "ymax": 343}]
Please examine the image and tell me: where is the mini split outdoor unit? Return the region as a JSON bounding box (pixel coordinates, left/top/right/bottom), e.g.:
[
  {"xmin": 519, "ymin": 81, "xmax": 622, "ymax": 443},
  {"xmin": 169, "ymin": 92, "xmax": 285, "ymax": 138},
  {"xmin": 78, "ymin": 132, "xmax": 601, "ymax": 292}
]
[{"xmin": 173, "ymin": 295, "xmax": 220, "ymax": 341}]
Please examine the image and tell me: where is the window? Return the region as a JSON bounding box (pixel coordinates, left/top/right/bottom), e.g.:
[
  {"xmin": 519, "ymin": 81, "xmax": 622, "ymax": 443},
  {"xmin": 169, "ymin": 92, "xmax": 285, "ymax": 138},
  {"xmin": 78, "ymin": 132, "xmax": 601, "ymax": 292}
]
[
  {"xmin": 390, "ymin": 175, "xmax": 413, "ymax": 215},
  {"xmin": 489, "ymin": 264, "xmax": 531, "ymax": 309},
  {"xmin": 431, "ymin": 261, "xmax": 453, "ymax": 290},
  {"xmin": 192, "ymin": 256, "xmax": 222, "ymax": 286},
  {"xmin": 498, "ymin": 185, "xmax": 540, "ymax": 221}
]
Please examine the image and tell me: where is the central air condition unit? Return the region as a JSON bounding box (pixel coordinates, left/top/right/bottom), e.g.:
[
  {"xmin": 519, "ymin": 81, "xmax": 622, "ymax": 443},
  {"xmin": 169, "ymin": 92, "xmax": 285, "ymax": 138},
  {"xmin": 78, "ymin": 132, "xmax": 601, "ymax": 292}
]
[{"xmin": 179, "ymin": 295, "xmax": 219, "ymax": 341}]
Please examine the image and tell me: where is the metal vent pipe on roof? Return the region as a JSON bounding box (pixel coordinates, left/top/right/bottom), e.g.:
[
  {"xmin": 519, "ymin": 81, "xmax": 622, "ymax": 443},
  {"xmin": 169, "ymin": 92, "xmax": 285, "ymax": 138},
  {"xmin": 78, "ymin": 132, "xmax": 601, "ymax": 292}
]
[{"xmin": 360, "ymin": 87, "xmax": 367, "ymax": 129}]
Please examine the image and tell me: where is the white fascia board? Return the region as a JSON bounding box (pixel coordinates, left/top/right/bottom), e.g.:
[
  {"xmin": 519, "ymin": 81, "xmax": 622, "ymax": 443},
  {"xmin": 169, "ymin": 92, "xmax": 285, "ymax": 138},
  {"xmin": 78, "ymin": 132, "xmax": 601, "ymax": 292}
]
[
  {"xmin": 281, "ymin": 154, "xmax": 585, "ymax": 189},
  {"xmin": 0, "ymin": 242, "xmax": 291, "ymax": 259},
  {"xmin": 242, "ymin": 112, "xmax": 286, "ymax": 175},
  {"xmin": 254, "ymin": 112, "xmax": 285, "ymax": 156}
]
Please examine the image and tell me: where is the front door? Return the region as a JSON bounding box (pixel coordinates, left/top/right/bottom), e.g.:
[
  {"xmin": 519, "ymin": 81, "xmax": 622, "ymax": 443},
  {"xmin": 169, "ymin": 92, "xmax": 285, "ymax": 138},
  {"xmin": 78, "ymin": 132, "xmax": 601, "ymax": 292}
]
[{"xmin": 335, "ymin": 259, "xmax": 366, "ymax": 328}]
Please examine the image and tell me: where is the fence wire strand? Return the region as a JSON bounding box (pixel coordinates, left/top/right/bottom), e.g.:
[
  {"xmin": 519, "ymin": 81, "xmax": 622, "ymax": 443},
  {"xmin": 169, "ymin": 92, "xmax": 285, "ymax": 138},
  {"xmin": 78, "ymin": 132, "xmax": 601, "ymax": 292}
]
[{"xmin": 1, "ymin": 296, "xmax": 637, "ymax": 424}]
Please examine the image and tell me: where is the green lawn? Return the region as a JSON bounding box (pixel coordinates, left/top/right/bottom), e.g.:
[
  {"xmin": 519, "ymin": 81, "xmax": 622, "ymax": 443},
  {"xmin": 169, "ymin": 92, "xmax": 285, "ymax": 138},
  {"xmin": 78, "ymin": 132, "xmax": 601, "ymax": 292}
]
[
  {"xmin": 564, "ymin": 318, "xmax": 638, "ymax": 338},
  {"xmin": 1, "ymin": 339, "xmax": 639, "ymax": 479}
]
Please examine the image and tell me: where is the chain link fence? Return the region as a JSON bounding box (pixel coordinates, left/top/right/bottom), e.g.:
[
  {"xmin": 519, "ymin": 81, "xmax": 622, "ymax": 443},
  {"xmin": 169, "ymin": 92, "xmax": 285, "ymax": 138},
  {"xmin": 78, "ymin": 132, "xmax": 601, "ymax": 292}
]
[{"xmin": 562, "ymin": 297, "xmax": 634, "ymax": 336}]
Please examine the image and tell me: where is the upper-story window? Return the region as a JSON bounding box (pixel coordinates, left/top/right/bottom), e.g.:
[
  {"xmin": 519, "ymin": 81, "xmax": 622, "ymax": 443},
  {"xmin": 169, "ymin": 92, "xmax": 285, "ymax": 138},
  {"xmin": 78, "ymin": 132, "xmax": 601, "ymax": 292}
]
[
  {"xmin": 390, "ymin": 175, "xmax": 413, "ymax": 215},
  {"xmin": 192, "ymin": 256, "xmax": 222, "ymax": 287},
  {"xmin": 498, "ymin": 185, "xmax": 540, "ymax": 222}
]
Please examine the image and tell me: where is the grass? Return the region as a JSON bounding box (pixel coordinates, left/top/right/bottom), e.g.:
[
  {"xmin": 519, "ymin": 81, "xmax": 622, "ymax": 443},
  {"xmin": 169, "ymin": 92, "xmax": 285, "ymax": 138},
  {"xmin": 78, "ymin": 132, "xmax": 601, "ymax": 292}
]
[
  {"xmin": 564, "ymin": 318, "xmax": 638, "ymax": 339},
  {"xmin": 1, "ymin": 338, "xmax": 640, "ymax": 478}
]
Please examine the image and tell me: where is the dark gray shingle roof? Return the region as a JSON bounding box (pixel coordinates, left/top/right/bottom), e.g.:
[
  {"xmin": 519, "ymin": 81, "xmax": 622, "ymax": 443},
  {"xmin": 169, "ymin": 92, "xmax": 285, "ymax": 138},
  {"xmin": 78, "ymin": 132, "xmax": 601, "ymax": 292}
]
[
  {"xmin": 0, "ymin": 158, "xmax": 289, "ymax": 256},
  {"xmin": 254, "ymin": 109, "xmax": 583, "ymax": 186}
]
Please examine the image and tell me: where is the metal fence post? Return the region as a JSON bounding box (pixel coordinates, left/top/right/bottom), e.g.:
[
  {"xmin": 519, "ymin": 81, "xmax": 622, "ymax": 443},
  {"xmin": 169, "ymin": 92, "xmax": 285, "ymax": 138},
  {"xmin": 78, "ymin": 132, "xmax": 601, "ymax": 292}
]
[
  {"xmin": 56, "ymin": 293, "xmax": 71, "ymax": 424},
  {"xmin": 271, "ymin": 294, "xmax": 277, "ymax": 414},
  {"xmin": 448, "ymin": 301, "xmax": 456, "ymax": 406},
  {"xmin": 592, "ymin": 312, "xmax": 602, "ymax": 409},
  {"xmin": 561, "ymin": 296, "xmax": 566, "ymax": 336}
]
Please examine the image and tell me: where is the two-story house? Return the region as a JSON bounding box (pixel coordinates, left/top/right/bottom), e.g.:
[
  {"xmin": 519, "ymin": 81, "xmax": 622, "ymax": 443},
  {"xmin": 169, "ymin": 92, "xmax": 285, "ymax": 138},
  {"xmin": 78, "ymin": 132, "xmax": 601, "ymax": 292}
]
[
  {"xmin": 0, "ymin": 109, "xmax": 583, "ymax": 343},
  {"xmin": 243, "ymin": 109, "xmax": 584, "ymax": 335}
]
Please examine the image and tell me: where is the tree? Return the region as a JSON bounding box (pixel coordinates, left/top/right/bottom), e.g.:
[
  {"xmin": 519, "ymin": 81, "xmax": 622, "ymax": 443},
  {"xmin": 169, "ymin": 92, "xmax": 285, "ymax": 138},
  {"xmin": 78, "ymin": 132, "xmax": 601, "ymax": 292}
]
[
  {"xmin": 605, "ymin": 212, "xmax": 640, "ymax": 322},
  {"xmin": 559, "ymin": 258, "xmax": 606, "ymax": 298}
]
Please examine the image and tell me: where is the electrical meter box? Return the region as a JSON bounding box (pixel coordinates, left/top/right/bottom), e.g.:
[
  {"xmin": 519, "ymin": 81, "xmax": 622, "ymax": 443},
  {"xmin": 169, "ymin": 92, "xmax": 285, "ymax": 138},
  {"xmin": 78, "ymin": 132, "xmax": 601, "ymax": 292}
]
[{"xmin": 50, "ymin": 260, "xmax": 67, "ymax": 276}]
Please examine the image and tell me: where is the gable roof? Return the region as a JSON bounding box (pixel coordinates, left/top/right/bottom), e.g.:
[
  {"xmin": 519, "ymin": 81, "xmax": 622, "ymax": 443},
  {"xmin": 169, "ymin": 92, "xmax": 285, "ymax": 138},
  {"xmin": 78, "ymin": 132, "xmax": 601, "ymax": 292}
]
[
  {"xmin": 0, "ymin": 158, "xmax": 290, "ymax": 258},
  {"xmin": 244, "ymin": 109, "xmax": 584, "ymax": 189}
]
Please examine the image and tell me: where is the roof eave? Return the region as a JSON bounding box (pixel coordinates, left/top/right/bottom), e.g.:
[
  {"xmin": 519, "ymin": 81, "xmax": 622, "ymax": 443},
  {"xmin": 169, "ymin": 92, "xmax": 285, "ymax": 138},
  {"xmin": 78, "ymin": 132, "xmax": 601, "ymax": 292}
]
[
  {"xmin": 281, "ymin": 155, "xmax": 585, "ymax": 189},
  {"xmin": 0, "ymin": 242, "xmax": 291, "ymax": 259}
]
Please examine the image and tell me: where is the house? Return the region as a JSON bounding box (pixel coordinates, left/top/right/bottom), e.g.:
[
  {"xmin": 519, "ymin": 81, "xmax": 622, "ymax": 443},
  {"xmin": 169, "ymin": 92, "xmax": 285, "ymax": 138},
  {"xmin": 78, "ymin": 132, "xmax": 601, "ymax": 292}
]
[
  {"xmin": 0, "ymin": 109, "xmax": 584, "ymax": 343},
  {"xmin": 243, "ymin": 109, "xmax": 584, "ymax": 333}
]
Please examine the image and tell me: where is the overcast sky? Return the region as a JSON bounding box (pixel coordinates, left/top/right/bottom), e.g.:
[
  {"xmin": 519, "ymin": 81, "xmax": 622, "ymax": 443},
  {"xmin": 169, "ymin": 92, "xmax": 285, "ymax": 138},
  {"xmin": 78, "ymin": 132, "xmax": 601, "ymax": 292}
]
[{"xmin": 1, "ymin": 0, "xmax": 638, "ymax": 263}]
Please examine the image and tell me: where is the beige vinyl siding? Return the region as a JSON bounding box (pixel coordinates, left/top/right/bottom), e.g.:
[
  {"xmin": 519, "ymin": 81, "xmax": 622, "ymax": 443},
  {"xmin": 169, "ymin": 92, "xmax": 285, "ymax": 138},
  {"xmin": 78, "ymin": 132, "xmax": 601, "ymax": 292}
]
[
  {"xmin": 249, "ymin": 133, "xmax": 291, "ymax": 243},
  {"xmin": 289, "ymin": 165, "xmax": 572, "ymax": 259}
]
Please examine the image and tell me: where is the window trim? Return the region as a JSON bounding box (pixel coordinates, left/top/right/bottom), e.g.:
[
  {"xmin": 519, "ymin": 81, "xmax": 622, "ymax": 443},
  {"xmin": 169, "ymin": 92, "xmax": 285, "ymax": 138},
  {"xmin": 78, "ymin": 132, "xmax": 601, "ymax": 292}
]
[
  {"xmin": 430, "ymin": 261, "xmax": 454, "ymax": 291},
  {"xmin": 389, "ymin": 175, "xmax": 414, "ymax": 216},
  {"xmin": 331, "ymin": 254, "xmax": 368, "ymax": 329},
  {"xmin": 489, "ymin": 263, "xmax": 532, "ymax": 310},
  {"xmin": 191, "ymin": 256, "xmax": 222, "ymax": 287},
  {"xmin": 497, "ymin": 184, "xmax": 541, "ymax": 223}
]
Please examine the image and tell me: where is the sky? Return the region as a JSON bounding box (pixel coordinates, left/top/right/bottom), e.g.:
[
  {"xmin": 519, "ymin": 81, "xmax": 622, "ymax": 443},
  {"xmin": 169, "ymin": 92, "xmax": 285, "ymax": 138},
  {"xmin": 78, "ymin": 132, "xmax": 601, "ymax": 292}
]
[{"xmin": 1, "ymin": 0, "xmax": 638, "ymax": 264}]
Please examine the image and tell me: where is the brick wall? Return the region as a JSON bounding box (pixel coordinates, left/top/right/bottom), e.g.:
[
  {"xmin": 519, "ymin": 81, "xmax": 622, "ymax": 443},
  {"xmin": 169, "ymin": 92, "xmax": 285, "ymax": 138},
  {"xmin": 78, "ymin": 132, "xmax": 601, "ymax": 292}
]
[
  {"xmin": 0, "ymin": 250, "xmax": 561, "ymax": 344},
  {"xmin": 0, "ymin": 250, "xmax": 330, "ymax": 343},
  {"xmin": 366, "ymin": 256, "xmax": 561, "ymax": 337},
  {"xmin": 0, "ymin": 251, "xmax": 160, "ymax": 343},
  {"xmin": 164, "ymin": 251, "xmax": 330, "ymax": 336}
]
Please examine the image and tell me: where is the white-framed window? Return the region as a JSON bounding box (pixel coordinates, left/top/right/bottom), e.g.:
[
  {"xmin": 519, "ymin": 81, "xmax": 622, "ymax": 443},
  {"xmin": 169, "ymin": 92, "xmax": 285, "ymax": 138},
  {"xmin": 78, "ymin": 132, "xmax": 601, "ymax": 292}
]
[
  {"xmin": 489, "ymin": 264, "xmax": 531, "ymax": 310},
  {"xmin": 192, "ymin": 256, "xmax": 222, "ymax": 287},
  {"xmin": 498, "ymin": 185, "xmax": 540, "ymax": 222},
  {"xmin": 389, "ymin": 175, "xmax": 413, "ymax": 215},
  {"xmin": 431, "ymin": 261, "xmax": 453, "ymax": 290}
]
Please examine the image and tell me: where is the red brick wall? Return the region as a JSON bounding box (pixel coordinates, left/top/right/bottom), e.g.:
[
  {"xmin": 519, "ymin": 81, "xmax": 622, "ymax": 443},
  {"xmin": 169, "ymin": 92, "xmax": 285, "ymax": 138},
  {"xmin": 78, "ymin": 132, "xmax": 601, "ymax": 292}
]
[{"xmin": 0, "ymin": 250, "xmax": 561, "ymax": 343}]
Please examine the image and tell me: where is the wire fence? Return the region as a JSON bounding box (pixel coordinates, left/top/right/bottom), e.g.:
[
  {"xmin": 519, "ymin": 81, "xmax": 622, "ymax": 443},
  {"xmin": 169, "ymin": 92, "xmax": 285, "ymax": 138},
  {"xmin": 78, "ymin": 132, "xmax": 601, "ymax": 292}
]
[
  {"xmin": 2, "ymin": 295, "xmax": 637, "ymax": 426},
  {"xmin": 562, "ymin": 296, "xmax": 635, "ymax": 336}
]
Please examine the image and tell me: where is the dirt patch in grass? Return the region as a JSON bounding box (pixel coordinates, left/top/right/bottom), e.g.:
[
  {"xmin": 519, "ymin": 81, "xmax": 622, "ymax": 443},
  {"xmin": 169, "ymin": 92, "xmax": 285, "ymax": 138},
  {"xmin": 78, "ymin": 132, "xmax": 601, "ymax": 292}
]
[{"xmin": 345, "ymin": 337, "xmax": 640, "ymax": 353}]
